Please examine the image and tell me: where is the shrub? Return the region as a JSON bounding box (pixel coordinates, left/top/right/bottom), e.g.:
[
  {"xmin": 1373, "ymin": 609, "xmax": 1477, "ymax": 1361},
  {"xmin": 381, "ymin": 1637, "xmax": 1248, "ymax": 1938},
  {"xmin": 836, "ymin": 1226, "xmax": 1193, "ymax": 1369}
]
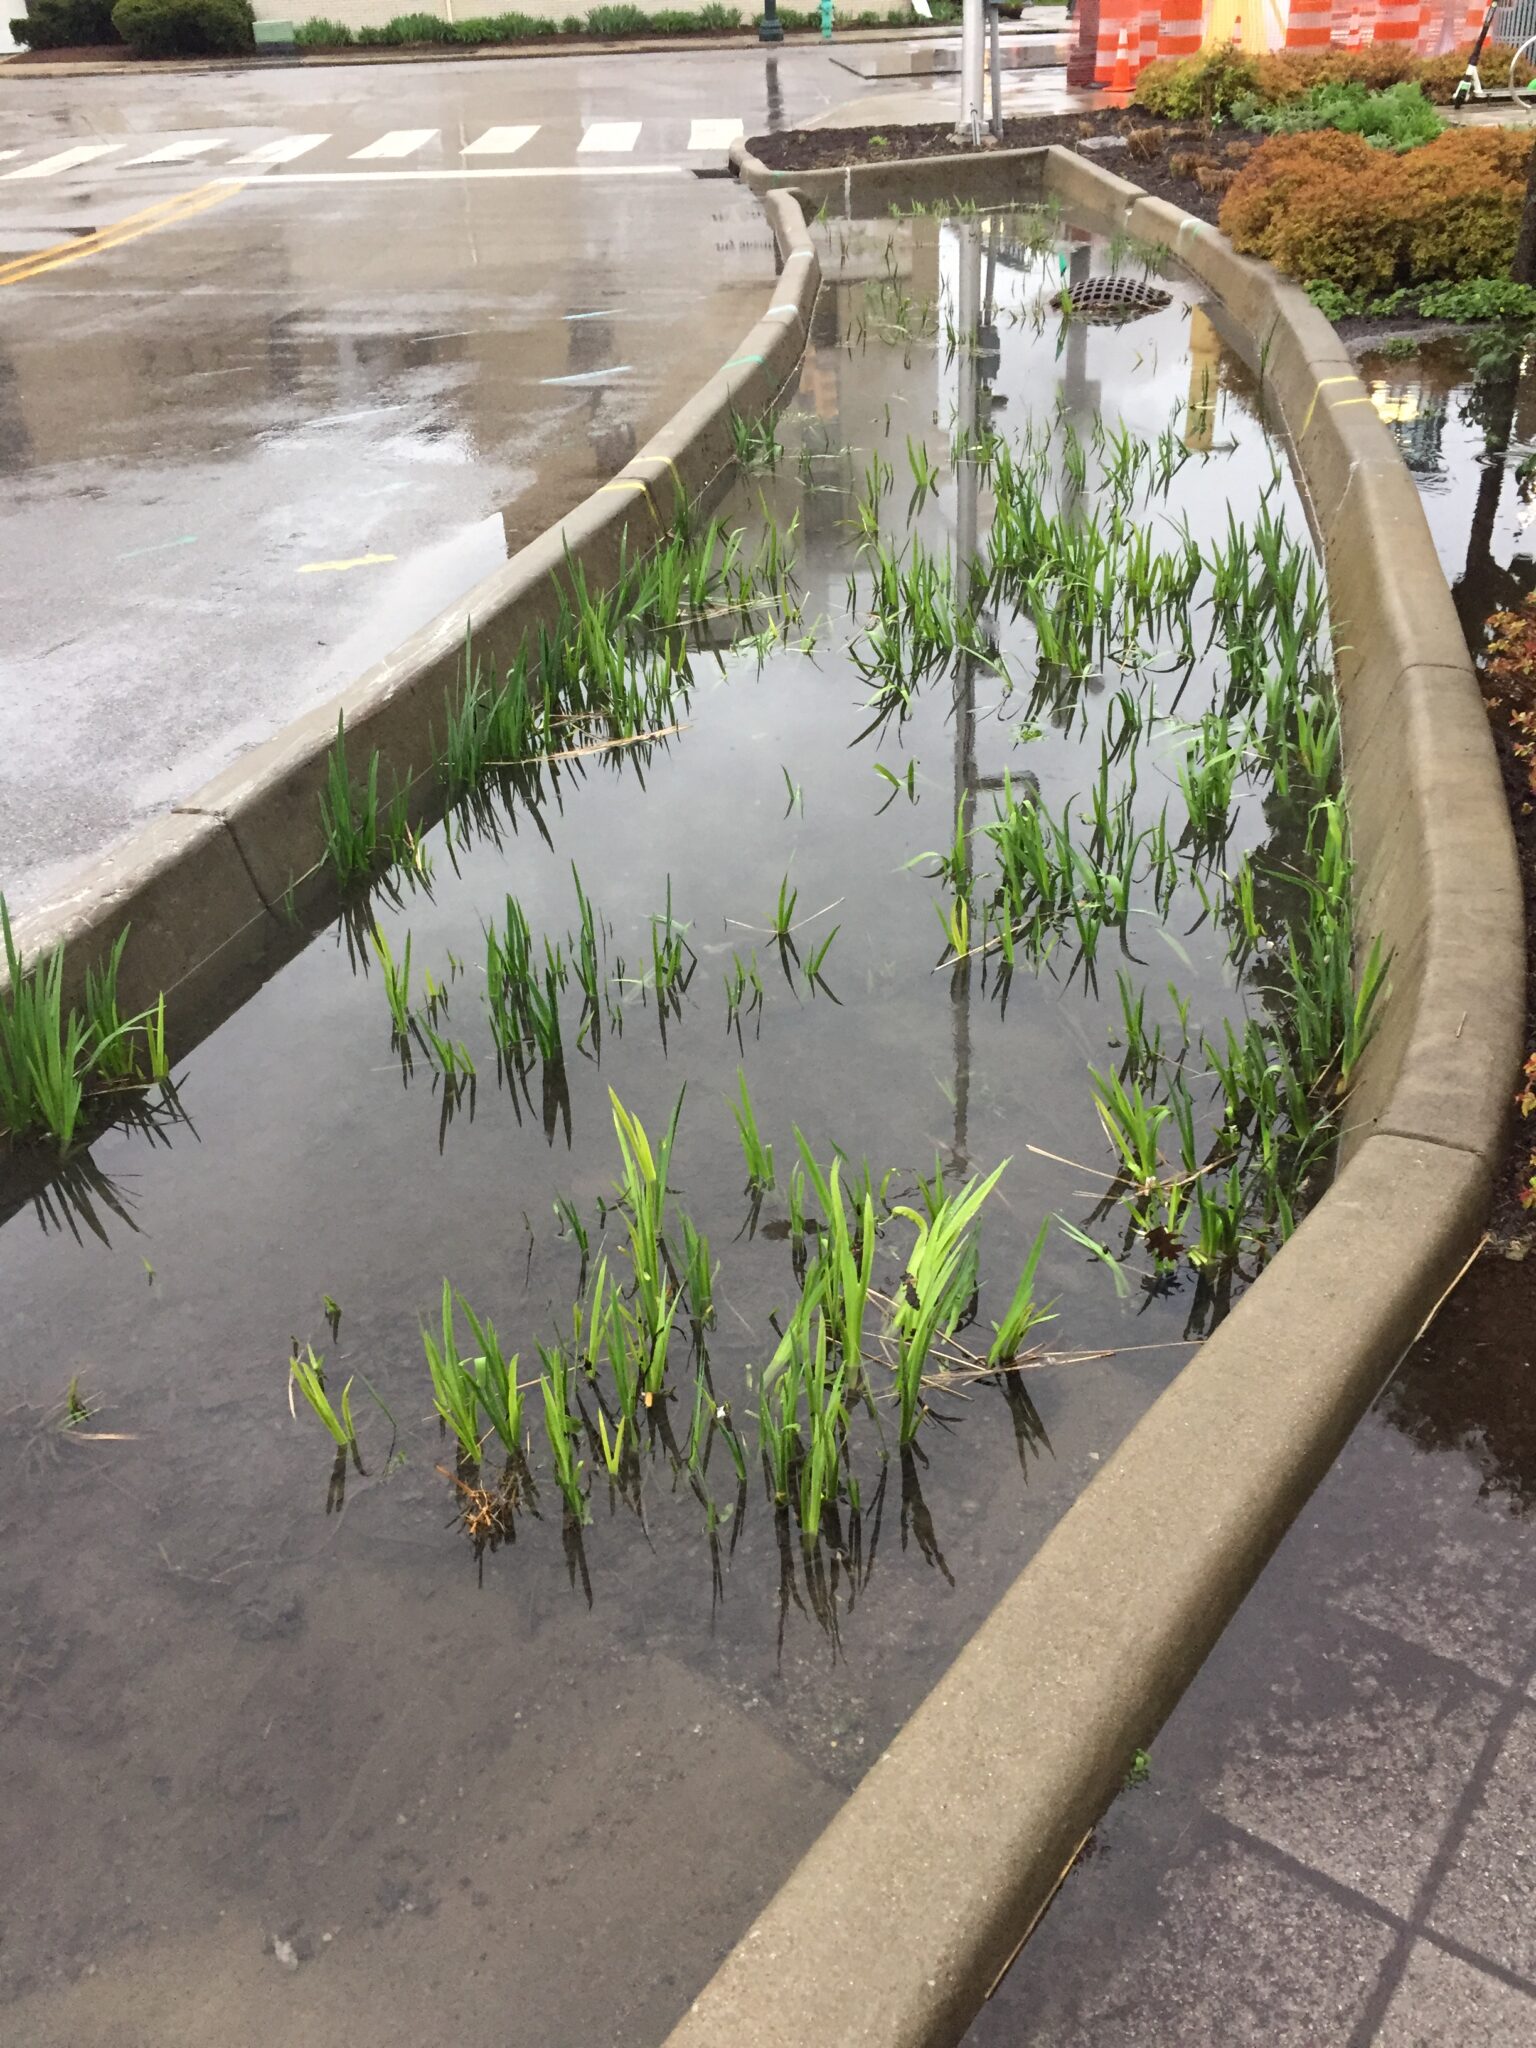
[
  {"xmin": 1415, "ymin": 276, "xmax": 1536, "ymax": 322},
  {"xmin": 293, "ymin": 13, "xmax": 351, "ymax": 41},
  {"xmin": 110, "ymin": 0, "xmax": 252, "ymax": 53},
  {"xmin": 9, "ymin": 0, "xmax": 119, "ymax": 44},
  {"xmin": 695, "ymin": 1, "xmax": 740, "ymax": 20},
  {"xmin": 382, "ymin": 9, "xmax": 452, "ymax": 37},
  {"xmin": 1248, "ymin": 78, "xmax": 1443, "ymax": 151},
  {"xmin": 585, "ymin": 2, "xmax": 649, "ymax": 28},
  {"xmin": 1138, "ymin": 42, "xmax": 1529, "ymax": 121},
  {"xmin": 1220, "ymin": 130, "xmax": 1392, "ymax": 292},
  {"xmin": 1133, "ymin": 47, "xmax": 1259, "ymax": 120},
  {"xmin": 1400, "ymin": 126, "xmax": 1528, "ymax": 281},
  {"xmin": 1221, "ymin": 124, "xmax": 1530, "ymax": 294}
]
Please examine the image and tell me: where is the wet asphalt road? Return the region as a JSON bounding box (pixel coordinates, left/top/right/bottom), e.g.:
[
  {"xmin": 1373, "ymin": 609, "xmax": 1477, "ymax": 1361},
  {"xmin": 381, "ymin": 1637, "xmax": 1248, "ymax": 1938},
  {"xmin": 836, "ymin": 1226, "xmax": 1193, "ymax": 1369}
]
[{"xmin": 0, "ymin": 49, "xmax": 886, "ymax": 911}]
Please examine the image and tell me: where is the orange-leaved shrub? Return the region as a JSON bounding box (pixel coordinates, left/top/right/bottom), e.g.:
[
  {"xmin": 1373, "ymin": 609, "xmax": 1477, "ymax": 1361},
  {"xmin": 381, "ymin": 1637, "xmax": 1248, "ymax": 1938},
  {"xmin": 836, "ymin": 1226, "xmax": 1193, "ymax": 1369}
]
[
  {"xmin": 1133, "ymin": 41, "xmax": 1529, "ymax": 115},
  {"xmin": 1219, "ymin": 126, "xmax": 1531, "ymax": 292}
]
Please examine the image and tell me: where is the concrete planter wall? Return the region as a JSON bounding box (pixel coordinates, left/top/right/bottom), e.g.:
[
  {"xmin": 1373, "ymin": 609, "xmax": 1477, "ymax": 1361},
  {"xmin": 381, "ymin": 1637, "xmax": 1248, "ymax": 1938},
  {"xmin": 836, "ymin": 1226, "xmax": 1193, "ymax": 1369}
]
[{"xmin": 659, "ymin": 144, "xmax": 1524, "ymax": 2048}]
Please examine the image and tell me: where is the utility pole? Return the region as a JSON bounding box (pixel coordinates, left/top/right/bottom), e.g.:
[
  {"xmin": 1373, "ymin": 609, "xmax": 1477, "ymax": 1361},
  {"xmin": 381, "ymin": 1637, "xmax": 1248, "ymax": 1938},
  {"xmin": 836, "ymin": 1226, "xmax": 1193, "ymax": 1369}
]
[{"xmin": 955, "ymin": 0, "xmax": 984, "ymax": 143}]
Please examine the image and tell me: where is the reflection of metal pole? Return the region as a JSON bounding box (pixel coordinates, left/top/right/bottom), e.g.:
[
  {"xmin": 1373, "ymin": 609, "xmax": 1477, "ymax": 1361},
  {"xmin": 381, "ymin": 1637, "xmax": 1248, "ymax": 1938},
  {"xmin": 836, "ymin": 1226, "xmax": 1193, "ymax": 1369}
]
[
  {"xmin": 951, "ymin": 221, "xmax": 982, "ymax": 1167},
  {"xmin": 1184, "ymin": 305, "xmax": 1220, "ymax": 452}
]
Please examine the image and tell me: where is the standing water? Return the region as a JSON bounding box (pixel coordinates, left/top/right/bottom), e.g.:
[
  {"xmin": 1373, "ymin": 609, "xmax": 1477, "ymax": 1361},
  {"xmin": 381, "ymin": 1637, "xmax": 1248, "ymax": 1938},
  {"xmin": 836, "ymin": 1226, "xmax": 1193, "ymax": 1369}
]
[{"xmin": 0, "ymin": 209, "xmax": 1358, "ymax": 2044}]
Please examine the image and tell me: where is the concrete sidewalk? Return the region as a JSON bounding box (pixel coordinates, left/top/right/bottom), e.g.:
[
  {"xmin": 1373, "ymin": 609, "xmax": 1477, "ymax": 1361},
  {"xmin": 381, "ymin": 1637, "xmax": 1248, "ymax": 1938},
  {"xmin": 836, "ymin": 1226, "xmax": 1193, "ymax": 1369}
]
[{"xmin": 968, "ymin": 1253, "xmax": 1536, "ymax": 2046}]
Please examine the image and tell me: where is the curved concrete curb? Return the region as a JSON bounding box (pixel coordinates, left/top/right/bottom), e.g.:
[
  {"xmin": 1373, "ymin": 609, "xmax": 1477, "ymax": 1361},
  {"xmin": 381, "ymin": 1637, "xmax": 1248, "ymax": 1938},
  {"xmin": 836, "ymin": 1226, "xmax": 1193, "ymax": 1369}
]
[
  {"xmin": 664, "ymin": 150, "xmax": 1524, "ymax": 2048},
  {"xmin": 730, "ymin": 132, "xmax": 1050, "ymax": 208},
  {"xmin": 3, "ymin": 189, "xmax": 819, "ymax": 1035}
]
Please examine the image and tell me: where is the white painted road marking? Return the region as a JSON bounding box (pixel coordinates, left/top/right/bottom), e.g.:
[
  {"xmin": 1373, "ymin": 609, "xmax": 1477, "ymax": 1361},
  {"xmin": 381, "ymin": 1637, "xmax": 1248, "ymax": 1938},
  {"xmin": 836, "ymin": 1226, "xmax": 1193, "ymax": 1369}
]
[
  {"xmin": 231, "ymin": 134, "xmax": 331, "ymax": 166},
  {"xmin": 123, "ymin": 138, "xmax": 226, "ymax": 165},
  {"xmin": 688, "ymin": 119, "xmax": 745, "ymax": 150},
  {"xmin": 3, "ymin": 144, "xmax": 123, "ymax": 181},
  {"xmin": 541, "ymin": 365, "xmax": 633, "ymax": 387},
  {"xmin": 578, "ymin": 122, "xmax": 642, "ymax": 153},
  {"xmin": 246, "ymin": 166, "xmax": 685, "ymax": 183},
  {"xmin": 350, "ymin": 129, "xmax": 439, "ymax": 161},
  {"xmin": 462, "ymin": 125, "xmax": 539, "ymax": 156}
]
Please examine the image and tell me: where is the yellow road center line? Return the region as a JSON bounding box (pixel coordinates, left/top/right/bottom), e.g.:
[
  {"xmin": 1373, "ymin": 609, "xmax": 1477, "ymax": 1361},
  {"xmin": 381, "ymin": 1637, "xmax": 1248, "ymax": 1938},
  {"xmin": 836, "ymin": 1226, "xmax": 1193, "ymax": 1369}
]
[
  {"xmin": 297, "ymin": 553, "xmax": 398, "ymax": 575},
  {"xmin": 0, "ymin": 179, "xmax": 246, "ymax": 288}
]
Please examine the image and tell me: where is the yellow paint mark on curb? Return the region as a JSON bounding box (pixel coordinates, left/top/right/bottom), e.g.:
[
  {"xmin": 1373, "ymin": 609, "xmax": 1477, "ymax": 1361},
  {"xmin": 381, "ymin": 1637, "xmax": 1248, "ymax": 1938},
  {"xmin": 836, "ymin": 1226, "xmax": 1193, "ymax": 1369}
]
[
  {"xmin": 0, "ymin": 180, "xmax": 246, "ymax": 289},
  {"xmin": 297, "ymin": 552, "xmax": 398, "ymax": 575},
  {"xmin": 1299, "ymin": 373, "xmax": 1358, "ymax": 437}
]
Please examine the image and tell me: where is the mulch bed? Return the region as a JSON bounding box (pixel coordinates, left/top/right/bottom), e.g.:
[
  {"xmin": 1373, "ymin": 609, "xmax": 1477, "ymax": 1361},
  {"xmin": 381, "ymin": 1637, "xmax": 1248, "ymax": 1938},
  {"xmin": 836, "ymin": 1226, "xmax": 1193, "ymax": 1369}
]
[{"xmin": 745, "ymin": 108, "xmax": 1260, "ymax": 225}]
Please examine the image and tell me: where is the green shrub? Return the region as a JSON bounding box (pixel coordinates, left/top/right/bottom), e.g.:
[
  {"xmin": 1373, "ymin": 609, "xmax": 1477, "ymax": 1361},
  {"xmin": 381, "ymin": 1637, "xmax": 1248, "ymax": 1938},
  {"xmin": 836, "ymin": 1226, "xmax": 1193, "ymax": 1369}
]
[
  {"xmin": 384, "ymin": 10, "xmax": 452, "ymax": 38},
  {"xmin": 1305, "ymin": 274, "xmax": 1536, "ymax": 325},
  {"xmin": 9, "ymin": 0, "xmax": 119, "ymax": 45},
  {"xmin": 1416, "ymin": 276, "xmax": 1536, "ymax": 322},
  {"xmin": 293, "ymin": 14, "xmax": 352, "ymax": 41},
  {"xmin": 585, "ymin": 2, "xmax": 649, "ymax": 28},
  {"xmin": 1248, "ymin": 79, "xmax": 1443, "ymax": 151},
  {"xmin": 696, "ymin": 1, "xmax": 741, "ymax": 22},
  {"xmin": 1133, "ymin": 48, "xmax": 1259, "ymax": 120},
  {"xmin": 110, "ymin": 0, "xmax": 253, "ymax": 54}
]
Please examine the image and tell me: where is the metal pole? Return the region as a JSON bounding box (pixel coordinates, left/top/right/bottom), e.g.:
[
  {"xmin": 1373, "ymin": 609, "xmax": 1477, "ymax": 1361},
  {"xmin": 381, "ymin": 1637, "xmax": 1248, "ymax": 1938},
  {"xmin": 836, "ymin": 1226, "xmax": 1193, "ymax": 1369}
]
[
  {"xmin": 759, "ymin": 0, "xmax": 784, "ymax": 43},
  {"xmin": 956, "ymin": 0, "xmax": 984, "ymax": 142},
  {"xmin": 987, "ymin": 0, "xmax": 1002, "ymax": 138}
]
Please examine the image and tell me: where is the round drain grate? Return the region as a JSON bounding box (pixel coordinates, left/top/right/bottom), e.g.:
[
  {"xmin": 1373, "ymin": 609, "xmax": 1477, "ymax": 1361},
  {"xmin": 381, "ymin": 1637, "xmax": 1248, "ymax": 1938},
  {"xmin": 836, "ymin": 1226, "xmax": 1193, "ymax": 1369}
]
[{"xmin": 1050, "ymin": 275, "xmax": 1173, "ymax": 325}]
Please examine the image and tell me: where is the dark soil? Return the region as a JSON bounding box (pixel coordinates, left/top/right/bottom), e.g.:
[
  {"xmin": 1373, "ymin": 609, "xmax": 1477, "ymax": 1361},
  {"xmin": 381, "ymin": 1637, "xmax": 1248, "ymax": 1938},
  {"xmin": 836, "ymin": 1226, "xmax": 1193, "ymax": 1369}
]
[{"xmin": 746, "ymin": 108, "xmax": 1257, "ymax": 225}]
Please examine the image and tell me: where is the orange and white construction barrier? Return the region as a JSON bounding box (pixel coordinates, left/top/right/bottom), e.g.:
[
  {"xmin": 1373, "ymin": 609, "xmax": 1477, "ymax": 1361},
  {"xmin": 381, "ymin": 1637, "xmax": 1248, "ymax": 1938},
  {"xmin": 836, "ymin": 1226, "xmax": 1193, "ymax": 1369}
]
[
  {"xmin": 1095, "ymin": 0, "xmax": 1134, "ymax": 84},
  {"xmin": 1158, "ymin": 0, "xmax": 1203, "ymax": 59},
  {"xmin": 1372, "ymin": 0, "xmax": 1420, "ymax": 43},
  {"xmin": 1286, "ymin": 0, "xmax": 1334, "ymax": 48}
]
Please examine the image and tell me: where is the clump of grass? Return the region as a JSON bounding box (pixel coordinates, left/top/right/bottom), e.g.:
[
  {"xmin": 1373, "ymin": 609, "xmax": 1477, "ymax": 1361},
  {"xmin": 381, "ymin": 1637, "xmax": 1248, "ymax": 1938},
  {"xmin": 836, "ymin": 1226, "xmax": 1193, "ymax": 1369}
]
[
  {"xmin": 0, "ymin": 901, "xmax": 169, "ymax": 1152},
  {"xmin": 731, "ymin": 1069, "xmax": 775, "ymax": 1191},
  {"xmin": 318, "ymin": 714, "xmax": 383, "ymax": 885},
  {"xmin": 987, "ymin": 1219, "xmax": 1055, "ymax": 1366},
  {"xmin": 728, "ymin": 410, "xmax": 781, "ymax": 472},
  {"xmin": 888, "ymin": 1165, "xmax": 1006, "ymax": 1442}
]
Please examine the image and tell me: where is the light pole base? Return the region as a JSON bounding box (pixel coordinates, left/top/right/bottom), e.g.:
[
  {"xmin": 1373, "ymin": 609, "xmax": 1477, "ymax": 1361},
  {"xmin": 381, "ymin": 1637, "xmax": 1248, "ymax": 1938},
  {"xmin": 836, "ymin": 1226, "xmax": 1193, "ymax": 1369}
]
[{"xmin": 758, "ymin": 18, "xmax": 784, "ymax": 38}]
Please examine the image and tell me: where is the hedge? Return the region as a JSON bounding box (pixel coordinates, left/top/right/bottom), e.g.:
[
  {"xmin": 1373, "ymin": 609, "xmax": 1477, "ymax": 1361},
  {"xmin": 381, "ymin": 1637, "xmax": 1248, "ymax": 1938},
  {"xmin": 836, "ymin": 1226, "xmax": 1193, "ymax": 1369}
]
[
  {"xmin": 1219, "ymin": 125, "xmax": 1531, "ymax": 295},
  {"xmin": 110, "ymin": 0, "xmax": 253, "ymax": 51}
]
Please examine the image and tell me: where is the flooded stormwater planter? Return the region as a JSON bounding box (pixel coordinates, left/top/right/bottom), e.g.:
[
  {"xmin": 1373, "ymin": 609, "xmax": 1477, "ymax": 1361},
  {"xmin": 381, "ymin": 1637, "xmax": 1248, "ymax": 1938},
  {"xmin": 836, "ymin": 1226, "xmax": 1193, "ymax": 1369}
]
[{"xmin": 0, "ymin": 196, "xmax": 1372, "ymax": 2041}]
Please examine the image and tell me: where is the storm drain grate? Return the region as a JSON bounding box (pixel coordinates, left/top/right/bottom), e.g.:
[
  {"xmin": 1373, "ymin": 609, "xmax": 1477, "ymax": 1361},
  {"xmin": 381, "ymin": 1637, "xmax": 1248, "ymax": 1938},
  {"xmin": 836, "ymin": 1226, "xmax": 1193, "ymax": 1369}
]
[{"xmin": 1050, "ymin": 275, "xmax": 1173, "ymax": 324}]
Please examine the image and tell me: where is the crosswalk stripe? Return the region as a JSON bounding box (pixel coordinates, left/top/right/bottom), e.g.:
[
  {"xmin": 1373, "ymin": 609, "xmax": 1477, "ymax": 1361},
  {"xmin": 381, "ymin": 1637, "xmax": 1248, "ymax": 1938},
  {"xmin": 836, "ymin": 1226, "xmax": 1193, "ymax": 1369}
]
[
  {"xmin": 462, "ymin": 124, "xmax": 539, "ymax": 156},
  {"xmin": 123, "ymin": 138, "xmax": 226, "ymax": 166},
  {"xmin": 578, "ymin": 122, "xmax": 642, "ymax": 154},
  {"xmin": 350, "ymin": 129, "xmax": 439, "ymax": 161},
  {"xmin": 231, "ymin": 134, "xmax": 331, "ymax": 166},
  {"xmin": 3, "ymin": 143, "xmax": 122, "ymax": 181},
  {"xmin": 687, "ymin": 119, "xmax": 744, "ymax": 151}
]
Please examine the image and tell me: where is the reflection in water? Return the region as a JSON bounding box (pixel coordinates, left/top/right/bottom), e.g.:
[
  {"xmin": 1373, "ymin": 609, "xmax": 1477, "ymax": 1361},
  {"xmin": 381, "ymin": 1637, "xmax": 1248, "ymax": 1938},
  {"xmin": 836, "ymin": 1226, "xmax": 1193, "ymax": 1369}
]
[{"xmin": 1381, "ymin": 1262, "xmax": 1536, "ymax": 1516}]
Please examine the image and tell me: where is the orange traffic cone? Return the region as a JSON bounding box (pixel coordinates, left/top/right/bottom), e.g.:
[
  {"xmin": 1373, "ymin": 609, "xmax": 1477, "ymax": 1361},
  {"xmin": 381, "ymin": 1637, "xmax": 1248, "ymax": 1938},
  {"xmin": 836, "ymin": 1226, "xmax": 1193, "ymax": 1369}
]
[
  {"xmin": 1231, "ymin": 13, "xmax": 1243, "ymax": 47},
  {"xmin": 1111, "ymin": 24, "xmax": 1131, "ymax": 89}
]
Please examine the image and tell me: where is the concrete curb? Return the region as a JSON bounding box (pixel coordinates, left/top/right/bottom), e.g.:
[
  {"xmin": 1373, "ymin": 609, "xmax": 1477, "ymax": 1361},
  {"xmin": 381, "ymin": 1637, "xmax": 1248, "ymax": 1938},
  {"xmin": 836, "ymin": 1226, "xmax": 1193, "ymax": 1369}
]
[
  {"xmin": 3, "ymin": 188, "xmax": 819, "ymax": 1030},
  {"xmin": 662, "ymin": 149, "xmax": 1524, "ymax": 2048},
  {"xmin": 730, "ymin": 132, "xmax": 1051, "ymax": 205}
]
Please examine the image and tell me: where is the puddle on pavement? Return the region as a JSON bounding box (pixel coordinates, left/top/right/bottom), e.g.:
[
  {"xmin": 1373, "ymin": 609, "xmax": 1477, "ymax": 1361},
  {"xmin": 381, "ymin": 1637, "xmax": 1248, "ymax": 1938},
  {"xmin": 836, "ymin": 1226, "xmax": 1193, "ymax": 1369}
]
[{"xmin": 0, "ymin": 209, "xmax": 1329, "ymax": 2042}]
